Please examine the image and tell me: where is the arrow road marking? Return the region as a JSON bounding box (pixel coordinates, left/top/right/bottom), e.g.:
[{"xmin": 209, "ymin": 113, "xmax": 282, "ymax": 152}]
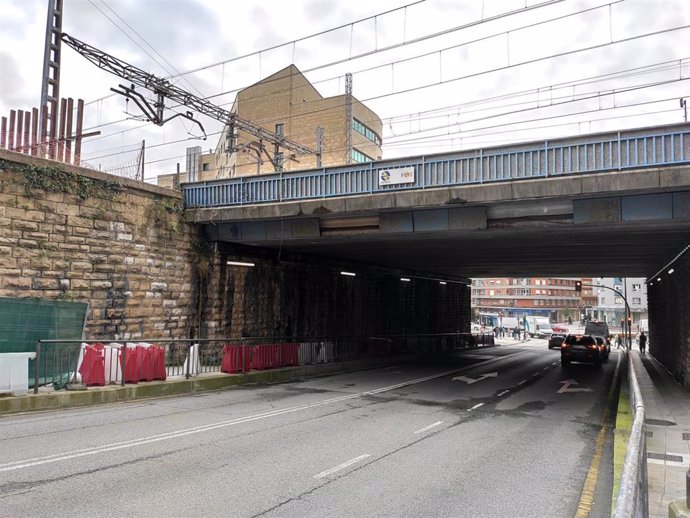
[
  {"xmin": 452, "ymin": 372, "xmax": 499, "ymax": 384},
  {"xmin": 557, "ymin": 379, "xmax": 594, "ymax": 394}
]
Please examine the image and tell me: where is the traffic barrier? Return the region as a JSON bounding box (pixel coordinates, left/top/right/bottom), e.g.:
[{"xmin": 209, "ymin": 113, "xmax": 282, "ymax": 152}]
[
  {"xmin": 221, "ymin": 345, "xmax": 249, "ymax": 373},
  {"xmin": 368, "ymin": 337, "xmax": 392, "ymax": 356},
  {"xmin": 77, "ymin": 343, "xmax": 106, "ymax": 386},
  {"xmin": 136, "ymin": 345, "xmax": 153, "ymax": 381},
  {"xmin": 150, "ymin": 345, "xmax": 167, "ymax": 381},
  {"xmin": 281, "ymin": 343, "xmax": 299, "ymax": 366},
  {"xmin": 119, "ymin": 346, "xmax": 139, "ymax": 383},
  {"xmin": 298, "ymin": 342, "xmax": 335, "ymax": 365}
]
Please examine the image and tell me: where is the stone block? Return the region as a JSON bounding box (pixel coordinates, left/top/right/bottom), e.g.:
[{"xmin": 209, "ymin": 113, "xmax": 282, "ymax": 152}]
[
  {"xmin": 32, "ymin": 278, "xmax": 59, "ymax": 290},
  {"xmin": 3, "ymin": 277, "xmax": 32, "ymax": 289},
  {"xmin": 13, "ymin": 220, "xmax": 39, "ymax": 231}
]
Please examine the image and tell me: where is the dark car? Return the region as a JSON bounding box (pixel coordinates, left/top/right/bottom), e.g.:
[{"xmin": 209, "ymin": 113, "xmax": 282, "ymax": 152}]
[
  {"xmin": 594, "ymin": 336, "xmax": 610, "ymax": 362},
  {"xmin": 561, "ymin": 334, "xmax": 602, "ymax": 367},
  {"xmin": 548, "ymin": 333, "xmax": 566, "ymax": 349}
]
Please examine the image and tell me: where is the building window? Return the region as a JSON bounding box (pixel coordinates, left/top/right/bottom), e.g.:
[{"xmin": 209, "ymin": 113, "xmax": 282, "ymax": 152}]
[
  {"xmin": 632, "ymin": 284, "xmax": 641, "ymax": 291},
  {"xmin": 352, "ymin": 118, "xmax": 381, "ymax": 146},
  {"xmin": 633, "ymin": 297, "xmax": 641, "ymax": 304},
  {"xmin": 275, "ymin": 123, "xmax": 284, "ymax": 137},
  {"xmin": 614, "ymin": 297, "xmax": 623, "ymax": 304},
  {"xmin": 351, "ymin": 148, "xmax": 374, "ymax": 163},
  {"xmin": 202, "ymin": 163, "xmax": 209, "ymax": 171}
]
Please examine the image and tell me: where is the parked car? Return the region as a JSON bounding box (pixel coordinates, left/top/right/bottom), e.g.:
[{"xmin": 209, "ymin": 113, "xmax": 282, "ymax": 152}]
[
  {"xmin": 560, "ymin": 334, "xmax": 602, "ymax": 367},
  {"xmin": 594, "ymin": 336, "xmax": 610, "ymax": 362},
  {"xmin": 548, "ymin": 333, "xmax": 566, "ymax": 349},
  {"xmin": 552, "ymin": 325, "xmax": 568, "ymax": 334}
]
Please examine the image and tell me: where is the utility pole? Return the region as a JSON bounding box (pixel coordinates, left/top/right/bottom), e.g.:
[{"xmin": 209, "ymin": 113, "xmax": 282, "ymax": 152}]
[
  {"xmin": 136, "ymin": 140, "xmax": 145, "ymax": 181},
  {"xmin": 681, "ymin": 98, "xmax": 688, "ymax": 123},
  {"xmin": 40, "ymin": 0, "xmax": 63, "ymax": 153},
  {"xmin": 315, "ymin": 127, "xmax": 324, "ymax": 168},
  {"xmin": 345, "ymin": 73, "xmax": 353, "ymax": 164}
]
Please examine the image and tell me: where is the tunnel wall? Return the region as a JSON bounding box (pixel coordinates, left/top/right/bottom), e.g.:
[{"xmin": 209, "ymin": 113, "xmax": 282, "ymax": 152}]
[
  {"xmin": 202, "ymin": 244, "xmax": 471, "ymax": 341},
  {"xmin": 647, "ymin": 250, "xmax": 690, "ymax": 387}
]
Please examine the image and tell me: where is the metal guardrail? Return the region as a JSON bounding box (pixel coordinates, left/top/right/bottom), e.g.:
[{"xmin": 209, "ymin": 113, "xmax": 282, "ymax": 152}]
[
  {"xmin": 183, "ymin": 124, "xmax": 690, "ymax": 208},
  {"xmin": 613, "ymin": 352, "xmax": 648, "ymax": 518},
  {"xmin": 33, "ymin": 333, "xmax": 494, "ymax": 392}
]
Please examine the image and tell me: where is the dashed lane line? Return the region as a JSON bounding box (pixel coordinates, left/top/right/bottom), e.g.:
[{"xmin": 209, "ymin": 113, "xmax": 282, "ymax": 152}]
[
  {"xmin": 413, "ymin": 421, "xmax": 444, "ymax": 434},
  {"xmin": 314, "ymin": 454, "xmax": 371, "ymax": 479}
]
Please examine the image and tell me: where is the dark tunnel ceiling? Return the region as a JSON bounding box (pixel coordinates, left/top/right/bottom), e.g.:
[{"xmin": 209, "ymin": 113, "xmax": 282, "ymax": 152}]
[{"xmin": 236, "ymin": 221, "xmax": 690, "ymax": 279}]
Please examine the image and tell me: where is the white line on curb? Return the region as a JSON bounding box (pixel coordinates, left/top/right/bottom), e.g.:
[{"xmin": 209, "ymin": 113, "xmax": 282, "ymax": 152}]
[
  {"xmin": 518, "ymin": 380, "xmax": 527, "ymax": 385},
  {"xmin": 497, "ymin": 390, "xmax": 510, "ymax": 397},
  {"xmin": 468, "ymin": 403, "xmax": 484, "ymax": 411},
  {"xmin": 314, "ymin": 454, "xmax": 371, "ymax": 478},
  {"xmin": 413, "ymin": 421, "xmax": 444, "ymax": 434}
]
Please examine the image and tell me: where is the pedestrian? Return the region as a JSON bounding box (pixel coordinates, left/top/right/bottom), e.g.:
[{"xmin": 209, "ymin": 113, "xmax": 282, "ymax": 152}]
[
  {"xmin": 639, "ymin": 331, "xmax": 647, "ymax": 354},
  {"xmin": 616, "ymin": 334, "xmax": 623, "ymax": 349}
]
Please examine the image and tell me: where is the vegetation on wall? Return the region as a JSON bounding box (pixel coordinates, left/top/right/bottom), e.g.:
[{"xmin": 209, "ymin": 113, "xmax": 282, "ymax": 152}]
[{"xmin": 1, "ymin": 159, "xmax": 122, "ymax": 200}]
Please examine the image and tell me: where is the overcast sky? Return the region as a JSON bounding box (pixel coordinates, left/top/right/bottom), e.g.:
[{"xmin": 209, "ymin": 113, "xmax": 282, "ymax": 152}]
[{"xmin": 1, "ymin": 0, "xmax": 689, "ymax": 181}]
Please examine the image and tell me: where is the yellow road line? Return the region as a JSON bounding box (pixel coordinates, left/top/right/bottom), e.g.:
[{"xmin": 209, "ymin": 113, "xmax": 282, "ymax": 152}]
[{"xmin": 574, "ymin": 353, "xmax": 622, "ymax": 518}]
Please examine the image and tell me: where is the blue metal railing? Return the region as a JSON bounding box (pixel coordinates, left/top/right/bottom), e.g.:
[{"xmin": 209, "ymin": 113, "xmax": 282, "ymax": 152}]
[{"xmin": 183, "ymin": 124, "xmax": 690, "ymax": 208}]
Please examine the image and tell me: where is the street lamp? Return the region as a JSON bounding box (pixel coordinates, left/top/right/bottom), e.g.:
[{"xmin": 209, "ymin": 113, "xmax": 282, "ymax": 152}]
[{"xmin": 580, "ymin": 282, "xmax": 633, "ymax": 350}]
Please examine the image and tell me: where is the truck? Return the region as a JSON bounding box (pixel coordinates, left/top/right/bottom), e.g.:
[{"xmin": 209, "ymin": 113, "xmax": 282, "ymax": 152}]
[{"xmin": 525, "ymin": 316, "xmax": 553, "ymax": 338}]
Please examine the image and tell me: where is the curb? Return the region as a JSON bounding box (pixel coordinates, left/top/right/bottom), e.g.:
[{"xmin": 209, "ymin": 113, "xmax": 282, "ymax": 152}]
[
  {"xmin": 0, "ymin": 357, "xmax": 407, "ymax": 416},
  {"xmin": 611, "ymin": 364, "xmax": 632, "ymax": 513}
]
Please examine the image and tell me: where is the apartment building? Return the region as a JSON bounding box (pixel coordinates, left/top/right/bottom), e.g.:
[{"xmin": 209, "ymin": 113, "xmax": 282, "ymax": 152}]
[
  {"xmin": 592, "ymin": 277, "xmax": 648, "ymax": 328},
  {"xmin": 472, "ymin": 277, "xmax": 597, "ymax": 323}
]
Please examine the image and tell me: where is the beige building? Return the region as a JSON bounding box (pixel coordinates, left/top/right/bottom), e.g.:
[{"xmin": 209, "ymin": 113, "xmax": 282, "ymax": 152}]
[
  {"xmin": 216, "ymin": 65, "xmax": 382, "ymax": 179},
  {"xmin": 158, "ymin": 65, "xmax": 382, "ymax": 187}
]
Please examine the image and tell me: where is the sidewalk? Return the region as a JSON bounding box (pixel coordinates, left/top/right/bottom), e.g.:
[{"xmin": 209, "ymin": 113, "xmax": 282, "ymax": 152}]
[{"xmin": 631, "ymin": 351, "xmax": 690, "ymax": 518}]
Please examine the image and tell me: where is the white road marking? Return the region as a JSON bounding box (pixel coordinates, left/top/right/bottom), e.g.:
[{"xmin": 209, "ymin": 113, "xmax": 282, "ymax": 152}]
[
  {"xmin": 413, "ymin": 421, "xmax": 444, "ymax": 434},
  {"xmin": 497, "ymin": 390, "xmax": 510, "ymax": 397},
  {"xmin": 542, "ymin": 367, "xmax": 549, "ymax": 371},
  {"xmin": 518, "ymin": 380, "xmax": 527, "ymax": 385},
  {"xmin": 314, "ymin": 454, "xmax": 371, "ymax": 479},
  {"xmin": 532, "ymin": 372, "xmax": 540, "ymax": 377},
  {"xmin": 452, "ymin": 372, "xmax": 499, "ymax": 384},
  {"xmin": 0, "ymin": 367, "xmax": 477, "ymax": 473},
  {"xmin": 557, "ymin": 379, "xmax": 594, "ymax": 393},
  {"xmin": 468, "ymin": 403, "xmax": 484, "ymax": 411}
]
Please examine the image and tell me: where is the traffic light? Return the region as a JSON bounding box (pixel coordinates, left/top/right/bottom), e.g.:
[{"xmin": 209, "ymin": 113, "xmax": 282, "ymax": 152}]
[{"xmin": 575, "ymin": 281, "xmax": 582, "ymax": 293}]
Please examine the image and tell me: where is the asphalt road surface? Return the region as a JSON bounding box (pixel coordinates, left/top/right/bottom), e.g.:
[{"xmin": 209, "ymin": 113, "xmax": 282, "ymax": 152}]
[{"xmin": 0, "ymin": 340, "xmax": 620, "ymax": 518}]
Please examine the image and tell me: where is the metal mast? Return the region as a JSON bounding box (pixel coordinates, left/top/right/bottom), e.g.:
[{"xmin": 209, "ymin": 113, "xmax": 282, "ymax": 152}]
[
  {"xmin": 60, "ymin": 33, "xmax": 314, "ymax": 157},
  {"xmin": 345, "ymin": 73, "xmax": 353, "ymax": 164},
  {"xmin": 40, "ymin": 0, "xmax": 64, "ymax": 144}
]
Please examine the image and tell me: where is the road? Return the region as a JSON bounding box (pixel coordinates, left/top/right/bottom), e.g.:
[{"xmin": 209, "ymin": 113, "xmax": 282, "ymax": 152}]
[{"xmin": 0, "ymin": 340, "xmax": 620, "ymax": 518}]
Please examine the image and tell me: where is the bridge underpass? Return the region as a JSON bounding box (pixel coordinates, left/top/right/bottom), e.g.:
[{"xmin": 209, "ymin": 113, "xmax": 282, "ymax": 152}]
[{"xmin": 187, "ymin": 124, "xmax": 690, "ymax": 385}]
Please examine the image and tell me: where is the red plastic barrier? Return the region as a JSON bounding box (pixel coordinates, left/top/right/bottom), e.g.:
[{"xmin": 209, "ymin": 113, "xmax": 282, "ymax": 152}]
[
  {"xmin": 120, "ymin": 346, "xmax": 139, "ymax": 383},
  {"xmin": 281, "ymin": 343, "xmax": 300, "ymax": 367},
  {"xmin": 221, "ymin": 345, "xmax": 249, "ymax": 373},
  {"xmin": 136, "ymin": 345, "xmax": 153, "ymax": 381},
  {"xmin": 79, "ymin": 343, "xmax": 106, "ymax": 386},
  {"xmin": 150, "ymin": 345, "xmax": 167, "ymax": 381}
]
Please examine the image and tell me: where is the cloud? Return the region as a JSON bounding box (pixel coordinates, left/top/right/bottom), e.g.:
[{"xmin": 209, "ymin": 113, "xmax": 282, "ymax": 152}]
[{"xmin": 0, "ymin": 53, "xmax": 33, "ymax": 109}]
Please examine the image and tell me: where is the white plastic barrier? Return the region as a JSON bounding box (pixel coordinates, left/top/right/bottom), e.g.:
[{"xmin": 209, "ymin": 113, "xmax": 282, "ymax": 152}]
[
  {"xmin": 75, "ymin": 343, "xmax": 123, "ymax": 384},
  {"xmin": 0, "ymin": 352, "xmax": 37, "ymax": 396},
  {"xmin": 298, "ymin": 342, "xmax": 335, "ymax": 365},
  {"xmin": 181, "ymin": 343, "xmax": 200, "ymax": 376}
]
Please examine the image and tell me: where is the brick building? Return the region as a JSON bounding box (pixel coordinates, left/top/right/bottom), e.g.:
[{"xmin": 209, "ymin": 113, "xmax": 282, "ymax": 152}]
[{"xmin": 159, "ymin": 65, "xmax": 383, "ymax": 188}]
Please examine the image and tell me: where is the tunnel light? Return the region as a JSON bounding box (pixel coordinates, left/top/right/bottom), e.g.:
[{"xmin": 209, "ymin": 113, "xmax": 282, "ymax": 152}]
[
  {"xmin": 340, "ymin": 271, "xmax": 356, "ymax": 277},
  {"xmin": 227, "ymin": 261, "xmax": 255, "ymax": 267},
  {"xmin": 400, "ymin": 277, "xmax": 411, "ymax": 282},
  {"xmin": 439, "ymin": 281, "xmax": 447, "ymax": 285},
  {"xmin": 668, "ymin": 268, "xmax": 675, "ymax": 275},
  {"xmin": 657, "ymin": 277, "xmax": 662, "ymax": 282}
]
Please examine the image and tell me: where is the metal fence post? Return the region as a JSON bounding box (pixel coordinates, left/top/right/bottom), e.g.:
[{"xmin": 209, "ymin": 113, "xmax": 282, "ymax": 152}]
[
  {"xmin": 34, "ymin": 340, "xmax": 41, "ymax": 394},
  {"xmin": 185, "ymin": 339, "xmax": 192, "ymax": 380},
  {"xmin": 121, "ymin": 343, "xmax": 127, "ymax": 386}
]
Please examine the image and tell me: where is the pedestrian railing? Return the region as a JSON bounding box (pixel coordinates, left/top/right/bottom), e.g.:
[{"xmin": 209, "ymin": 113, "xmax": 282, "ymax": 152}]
[
  {"xmin": 613, "ymin": 352, "xmax": 648, "ymax": 518},
  {"xmin": 183, "ymin": 124, "xmax": 690, "ymax": 208},
  {"xmin": 32, "ymin": 332, "xmax": 494, "ymax": 392}
]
